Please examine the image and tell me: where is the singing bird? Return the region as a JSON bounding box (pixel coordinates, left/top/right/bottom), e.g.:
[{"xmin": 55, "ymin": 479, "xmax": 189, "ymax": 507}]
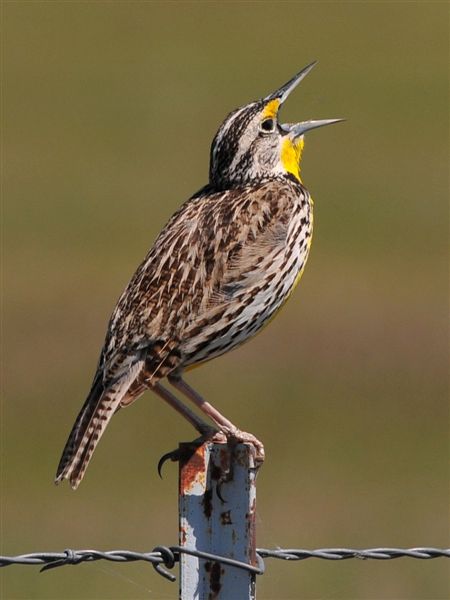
[{"xmin": 56, "ymin": 62, "xmax": 341, "ymax": 489}]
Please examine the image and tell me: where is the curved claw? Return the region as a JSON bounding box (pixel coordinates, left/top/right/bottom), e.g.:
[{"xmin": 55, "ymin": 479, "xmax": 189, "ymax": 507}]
[
  {"xmin": 157, "ymin": 435, "xmax": 212, "ymax": 478},
  {"xmin": 216, "ymin": 479, "xmax": 227, "ymax": 503},
  {"xmin": 157, "ymin": 449, "xmax": 181, "ymax": 478}
]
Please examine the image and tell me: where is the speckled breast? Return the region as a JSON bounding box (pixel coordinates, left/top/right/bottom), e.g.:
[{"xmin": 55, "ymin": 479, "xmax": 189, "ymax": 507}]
[{"xmin": 181, "ymin": 190, "xmax": 313, "ymax": 368}]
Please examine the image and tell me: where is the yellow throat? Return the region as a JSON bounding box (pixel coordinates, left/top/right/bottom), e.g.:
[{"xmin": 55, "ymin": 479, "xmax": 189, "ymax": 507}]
[{"xmin": 281, "ymin": 136, "xmax": 304, "ymax": 182}]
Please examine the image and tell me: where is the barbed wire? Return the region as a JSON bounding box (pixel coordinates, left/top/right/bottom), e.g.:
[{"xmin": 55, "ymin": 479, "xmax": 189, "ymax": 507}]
[{"xmin": 1, "ymin": 546, "xmax": 449, "ymax": 582}]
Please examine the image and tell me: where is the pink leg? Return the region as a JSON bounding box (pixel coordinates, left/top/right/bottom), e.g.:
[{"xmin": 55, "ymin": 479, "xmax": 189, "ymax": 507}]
[
  {"xmin": 168, "ymin": 375, "xmax": 265, "ymax": 465},
  {"xmin": 151, "ymin": 382, "xmax": 215, "ymax": 436}
]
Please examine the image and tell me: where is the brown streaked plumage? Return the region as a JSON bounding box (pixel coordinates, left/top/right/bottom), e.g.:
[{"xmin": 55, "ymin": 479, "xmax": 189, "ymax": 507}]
[{"xmin": 55, "ymin": 62, "xmax": 342, "ymax": 488}]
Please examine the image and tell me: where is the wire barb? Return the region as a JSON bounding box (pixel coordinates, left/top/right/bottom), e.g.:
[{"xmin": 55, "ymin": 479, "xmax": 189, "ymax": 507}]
[{"xmin": 1, "ymin": 546, "xmax": 449, "ymax": 582}]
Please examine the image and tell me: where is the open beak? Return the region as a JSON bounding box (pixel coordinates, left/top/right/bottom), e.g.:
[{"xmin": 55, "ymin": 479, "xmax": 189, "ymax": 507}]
[
  {"xmin": 265, "ymin": 61, "xmax": 318, "ymax": 104},
  {"xmin": 285, "ymin": 118, "xmax": 345, "ymax": 138},
  {"xmin": 265, "ymin": 62, "xmax": 344, "ymax": 137}
]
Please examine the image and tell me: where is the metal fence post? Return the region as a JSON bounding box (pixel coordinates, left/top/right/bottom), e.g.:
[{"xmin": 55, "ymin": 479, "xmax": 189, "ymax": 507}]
[{"xmin": 179, "ymin": 441, "xmax": 257, "ymax": 600}]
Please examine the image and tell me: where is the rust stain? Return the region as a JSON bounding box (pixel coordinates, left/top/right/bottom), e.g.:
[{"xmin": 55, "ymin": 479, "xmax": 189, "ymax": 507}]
[
  {"xmin": 204, "ymin": 561, "xmax": 223, "ymax": 599},
  {"xmin": 220, "ymin": 510, "xmax": 232, "ymax": 525},
  {"xmin": 202, "ymin": 487, "xmax": 213, "ymax": 518},
  {"xmin": 179, "ymin": 443, "xmax": 206, "ymax": 494},
  {"xmin": 180, "ymin": 525, "xmax": 187, "ymax": 546},
  {"xmin": 233, "ymin": 445, "xmax": 247, "ymax": 467}
]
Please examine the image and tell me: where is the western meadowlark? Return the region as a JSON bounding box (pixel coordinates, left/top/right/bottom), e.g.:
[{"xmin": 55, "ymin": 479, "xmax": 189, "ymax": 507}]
[{"xmin": 55, "ymin": 61, "xmax": 341, "ymax": 489}]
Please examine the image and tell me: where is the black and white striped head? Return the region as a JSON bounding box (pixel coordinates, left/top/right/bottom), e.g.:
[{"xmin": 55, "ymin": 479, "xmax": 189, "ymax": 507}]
[{"xmin": 209, "ymin": 62, "xmax": 342, "ymax": 189}]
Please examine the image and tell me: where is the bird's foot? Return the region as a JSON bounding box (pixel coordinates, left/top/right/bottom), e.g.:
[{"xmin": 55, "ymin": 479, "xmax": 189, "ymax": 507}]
[
  {"xmin": 211, "ymin": 428, "xmax": 264, "ymax": 501},
  {"xmin": 218, "ymin": 427, "xmax": 265, "ymax": 468},
  {"xmin": 157, "ymin": 428, "xmax": 264, "ymax": 477}
]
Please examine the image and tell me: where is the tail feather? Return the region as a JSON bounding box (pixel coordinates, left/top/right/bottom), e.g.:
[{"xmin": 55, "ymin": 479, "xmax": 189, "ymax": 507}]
[
  {"xmin": 64, "ymin": 392, "xmax": 121, "ymax": 489},
  {"xmin": 55, "ymin": 371, "xmax": 104, "ymax": 485},
  {"xmin": 55, "ymin": 363, "xmax": 144, "ymax": 489}
]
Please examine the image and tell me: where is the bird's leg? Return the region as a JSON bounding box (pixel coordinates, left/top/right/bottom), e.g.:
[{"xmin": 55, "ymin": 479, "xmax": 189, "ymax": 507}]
[
  {"xmin": 151, "ymin": 382, "xmax": 227, "ymax": 475},
  {"xmin": 151, "ymin": 382, "xmax": 215, "ymax": 436},
  {"xmin": 168, "ymin": 375, "xmax": 265, "ymax": 467}
]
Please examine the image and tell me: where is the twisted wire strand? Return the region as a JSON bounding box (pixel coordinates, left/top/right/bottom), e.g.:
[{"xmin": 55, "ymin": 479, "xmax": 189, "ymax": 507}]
[
  {"xmin": 1, "ymin": 546, "xmax": 449, "ymax": 581},
  {"xmin": 256, "ymin": 547, "xmax": 450, "ymax": 561}
]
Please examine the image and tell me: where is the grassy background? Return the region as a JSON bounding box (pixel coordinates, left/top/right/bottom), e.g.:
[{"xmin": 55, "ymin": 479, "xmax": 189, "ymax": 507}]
[{"xmin": 2, "ymin": 2, "xmax": 448, "ymax": 599}]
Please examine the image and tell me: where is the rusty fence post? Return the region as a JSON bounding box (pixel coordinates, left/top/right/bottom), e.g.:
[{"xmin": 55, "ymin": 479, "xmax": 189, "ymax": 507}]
[{"xmin": 179, "ymin": 442, "xmax": 257, "ymax": 600}]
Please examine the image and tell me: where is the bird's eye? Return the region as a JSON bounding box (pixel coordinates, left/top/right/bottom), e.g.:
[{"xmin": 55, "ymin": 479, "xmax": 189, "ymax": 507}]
[{"xmin": 260, "ymin": 118, "xmax": 276, "ymax": 133}]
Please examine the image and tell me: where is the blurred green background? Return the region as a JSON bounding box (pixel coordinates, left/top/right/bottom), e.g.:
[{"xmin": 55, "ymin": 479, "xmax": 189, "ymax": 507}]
[{"xmin": 2, "ymin": 2, "xmax": 448, "ymax": 599}]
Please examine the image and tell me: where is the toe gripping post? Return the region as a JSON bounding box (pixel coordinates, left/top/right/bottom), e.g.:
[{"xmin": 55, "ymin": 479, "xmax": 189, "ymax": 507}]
[{"xmin": 178, "ymin": 441, "xmax": 259, "ymax": 600}]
